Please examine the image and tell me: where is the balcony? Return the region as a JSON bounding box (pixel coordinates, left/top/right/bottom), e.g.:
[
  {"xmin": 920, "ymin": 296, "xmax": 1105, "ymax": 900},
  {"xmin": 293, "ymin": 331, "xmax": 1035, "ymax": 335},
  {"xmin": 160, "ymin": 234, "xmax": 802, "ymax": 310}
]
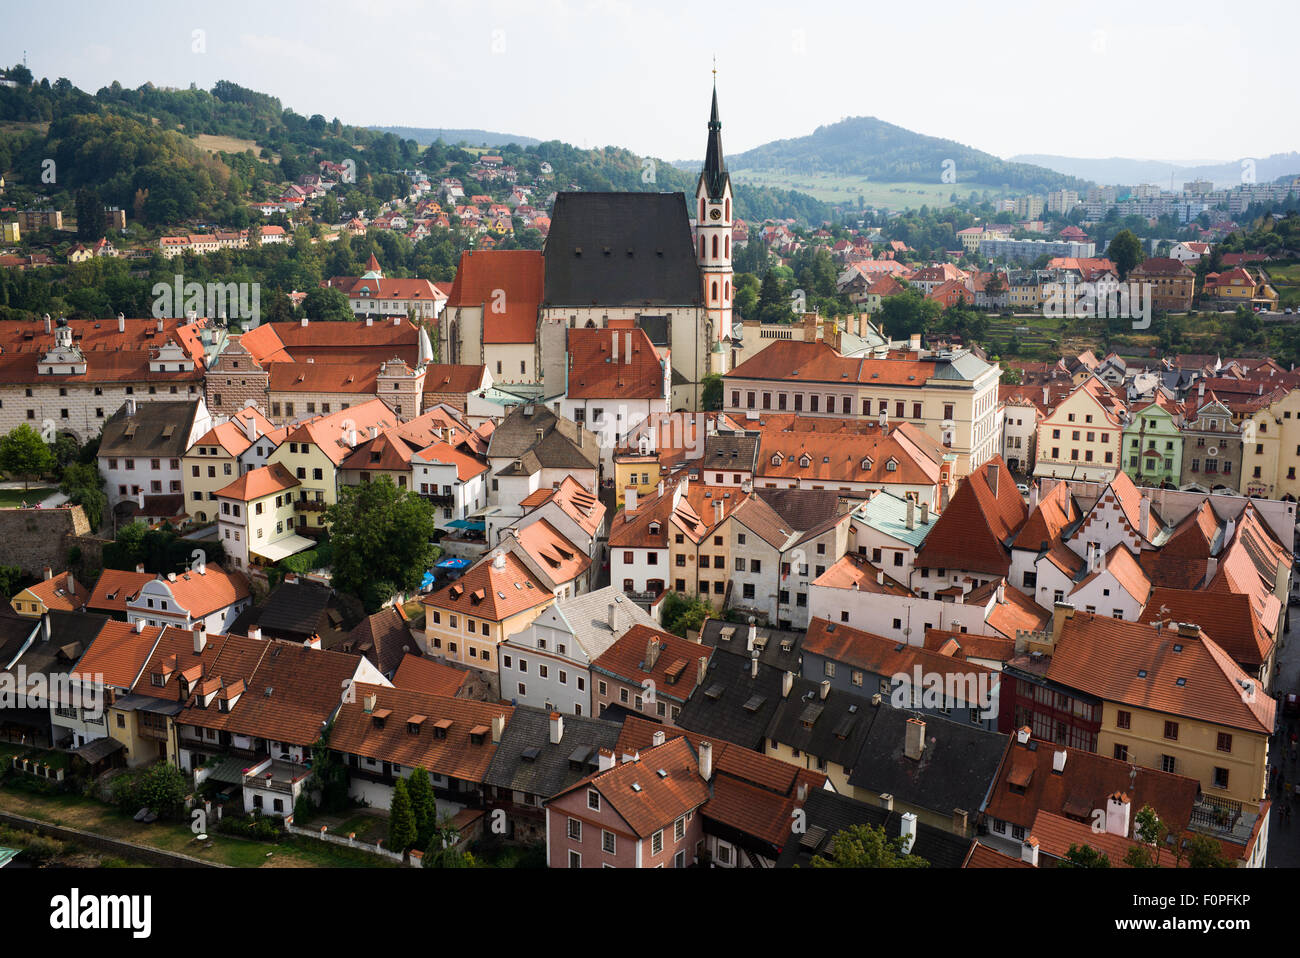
[
  {"xmin": 420, "ymin": 492, "xmax": 454, "ymax": 506},
  {"xmin": 243, "ymin": 758, "xmax": 311, "ymax": 795},
  {"xmin": 293, "ymin": 499, "xmax": 327, "ymax": 513}
]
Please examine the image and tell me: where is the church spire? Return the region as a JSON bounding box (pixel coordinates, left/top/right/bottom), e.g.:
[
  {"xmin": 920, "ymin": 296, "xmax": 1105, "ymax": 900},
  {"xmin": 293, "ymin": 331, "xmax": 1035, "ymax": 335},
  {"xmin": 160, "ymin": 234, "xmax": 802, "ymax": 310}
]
[{"xmin": 701, "ymin": 73, "xmax": 728, "ymax": 201}]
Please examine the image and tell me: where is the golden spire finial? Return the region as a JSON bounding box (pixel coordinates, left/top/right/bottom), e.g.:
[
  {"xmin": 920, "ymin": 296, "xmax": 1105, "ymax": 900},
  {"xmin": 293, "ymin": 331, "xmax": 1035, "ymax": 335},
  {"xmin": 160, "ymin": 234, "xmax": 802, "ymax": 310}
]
[{"xmin": 712, "ymin": 54, "xmax": 716, "ymax": 79}]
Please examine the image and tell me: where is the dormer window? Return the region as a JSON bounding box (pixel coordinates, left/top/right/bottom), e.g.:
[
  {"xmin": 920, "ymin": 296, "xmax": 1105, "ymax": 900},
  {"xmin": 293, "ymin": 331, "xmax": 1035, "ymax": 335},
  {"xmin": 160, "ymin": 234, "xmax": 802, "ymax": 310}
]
[
  {"xmin": 648, "ymin": 522, "xmax": 660, "ymax": 535},
  {"xmin": 861, "ymin": 457, "xmax": 874, "ymax": 470},
  {"xmin": 771, "ymin": 454, "xmax": 783, "ymax": 466},
  {"xmin": 799, "ymin": 455, "xmax": 811, "ymax": 468}
]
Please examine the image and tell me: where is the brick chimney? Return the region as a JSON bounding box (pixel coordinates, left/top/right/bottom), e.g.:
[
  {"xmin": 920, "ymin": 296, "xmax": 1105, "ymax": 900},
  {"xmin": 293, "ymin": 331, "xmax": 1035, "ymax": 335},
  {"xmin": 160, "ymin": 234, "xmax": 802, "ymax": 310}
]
[
  {"xmin": 905, "ymin": 717, "xmax": 926, "ymax": 760},
  {"xmin": 698, "ymin": 741, "xmax": 713, "ymax": 782},
  {"xmin": 1106, "ymin": 791, "xmax": 1131, "ymax": 837},
  {"xmin": 782, "ymin": 670, "xmax": 795, "ymax": 698},
  {"xmin": 193, "ymin": 623, "xmax": 207, "ymax": 655},
  {"xmin": 645, "ymin": 637, "xmax": 661, "ymax": 670},
  {"xmin": 491, "ymin": 713, "xmax": 505, "ymax": 744},
  {"xmin": 651, "ymin": 729, "xmax": 665, "ymax": 747},
  {"xmin": 1021, "ymin": 836, "xmax": 1040, "ymax": 866},
  {"xmin": 549, "ymin": 711, "xmax": 563, "ymax": 745},
  {"xmin": 696, "ymin": 655, "xmax": 708, "ymax": 688}
]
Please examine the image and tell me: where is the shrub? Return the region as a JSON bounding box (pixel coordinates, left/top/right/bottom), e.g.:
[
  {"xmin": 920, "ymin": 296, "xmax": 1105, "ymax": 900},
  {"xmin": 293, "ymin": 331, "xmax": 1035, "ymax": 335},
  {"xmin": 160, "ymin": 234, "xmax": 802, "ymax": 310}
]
[{"xmin": 217, "ymin": 814, "xmax": 285, "ymax": 842}]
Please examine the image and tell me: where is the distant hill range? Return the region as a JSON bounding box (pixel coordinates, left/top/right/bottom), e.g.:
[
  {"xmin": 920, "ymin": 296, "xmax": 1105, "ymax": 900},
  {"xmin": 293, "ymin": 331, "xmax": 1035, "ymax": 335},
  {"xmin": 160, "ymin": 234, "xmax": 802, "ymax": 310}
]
[
  {"xmin": 370, "ymin": 126, "xmax": 541, "ymax": 148},
  {"xmin": 1009, "ymin": 152, "xmax": 1300, "ymax": 190},
  {"xmin": 726, "ymin": 116, "xmax": 1091, "ymax": 193}
]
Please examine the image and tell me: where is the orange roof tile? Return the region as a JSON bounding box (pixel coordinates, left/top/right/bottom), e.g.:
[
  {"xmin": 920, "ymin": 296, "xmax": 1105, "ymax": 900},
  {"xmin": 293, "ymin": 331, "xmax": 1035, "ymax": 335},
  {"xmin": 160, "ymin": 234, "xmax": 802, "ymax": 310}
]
[
  {"xmin": 216, "ymin": 462, "xmax": 300, "ymax": 501},
  {"xmin": 421, "ymin": 551, "xmax": 550, "ymax": 622},
  {"xmin": 446, "ymin": 250, "xmax": 543, "ymax": 344}
]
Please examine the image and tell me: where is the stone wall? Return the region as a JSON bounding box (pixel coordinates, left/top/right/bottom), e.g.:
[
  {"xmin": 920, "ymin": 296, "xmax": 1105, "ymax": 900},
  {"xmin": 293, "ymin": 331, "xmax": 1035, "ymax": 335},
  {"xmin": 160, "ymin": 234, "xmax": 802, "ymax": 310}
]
[{"xmin": 0, "ymin": 504, "xmax": 91, "ymax": 576}]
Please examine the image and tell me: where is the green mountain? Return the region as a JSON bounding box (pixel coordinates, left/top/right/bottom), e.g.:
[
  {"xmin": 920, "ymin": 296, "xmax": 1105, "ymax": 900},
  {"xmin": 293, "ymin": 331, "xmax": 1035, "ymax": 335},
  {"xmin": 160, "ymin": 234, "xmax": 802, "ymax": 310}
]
[
  {"xmin": 730, "ymin": 116, "xmax": 1093, "ymax": 193},
  {"xmin": 371, "ymin": 126, "xmax": 541, "ymax": 148}
]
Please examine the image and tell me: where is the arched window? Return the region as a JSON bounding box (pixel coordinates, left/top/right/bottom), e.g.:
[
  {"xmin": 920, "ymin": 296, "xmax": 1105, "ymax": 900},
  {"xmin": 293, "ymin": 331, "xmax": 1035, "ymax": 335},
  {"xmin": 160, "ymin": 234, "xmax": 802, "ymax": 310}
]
[
  {"xmin": 711, "ymin": 281, "xmax": 718, "ymax": 302},
  {"xmin": 725, "ymin": 281, "xmax": 730, "ymax": 300},
  {"xmin": 725, "ymin": 236, "xmax": 730, "ymax": 258},
  {"xmin": 700, "ymin": 237, "xmax": 706, "ymax": 259},
  {"xmin": 712, "ymin": 235, "xmax": 719, "ymax": 258},
  {"xmin": 700, "ymin": 199, "xmax": 706, "ymax": 221},
  {"xmin": 725, "ymin": 199, "xmax": 730, "ymax": 220}
]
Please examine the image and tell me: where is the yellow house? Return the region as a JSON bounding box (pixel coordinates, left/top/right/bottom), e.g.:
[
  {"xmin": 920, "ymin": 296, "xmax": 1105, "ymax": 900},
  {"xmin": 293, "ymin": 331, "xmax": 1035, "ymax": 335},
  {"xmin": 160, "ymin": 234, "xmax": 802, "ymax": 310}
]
[
  {"xmin": 420, "ymin": 551, "xmax": 553, "ymax": 682},
  {"xmin": 10, "ymin": 570, "xmax": 88, "ymax": 618},
  {"xmin": 614, "ymin": 453, "xmax": 662, "ymax": 509},
  {"xmin": 1240, "ymin": 386, "xmax": 1300, "ymax": 499},
  {"xmin": 266, "ymin": 398, "xmax": 398, "ymax": 533},
  {"xmin": 1049, "ymin": 610, "xmax": 1274, "ymax": 817},
  {"xmin": 182, "ymin": 408, "xmax": 277, "ymax": 525},
  {"xmin": 1033, "ymin": 376, "xmax": 1126, "ymax": 482}
]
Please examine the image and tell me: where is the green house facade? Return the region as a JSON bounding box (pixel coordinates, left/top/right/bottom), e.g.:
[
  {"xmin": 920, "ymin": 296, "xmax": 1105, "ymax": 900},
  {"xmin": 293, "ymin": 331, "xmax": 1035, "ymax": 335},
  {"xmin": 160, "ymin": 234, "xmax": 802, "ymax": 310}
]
[{"xmin": 1123, "ymin": 398, "xmax": 1183, "ymax": 487}]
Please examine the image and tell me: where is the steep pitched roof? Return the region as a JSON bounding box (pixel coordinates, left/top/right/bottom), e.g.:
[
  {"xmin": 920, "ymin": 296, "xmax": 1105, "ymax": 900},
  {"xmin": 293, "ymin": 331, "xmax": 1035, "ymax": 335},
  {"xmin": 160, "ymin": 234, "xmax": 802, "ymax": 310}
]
[
  {"xmin": 341, "ymin": 606, "xmax": 417, "ymax": 677},
  {"xmin": 86, "ymin": 569, "xmax": 155, "ymax": 616},
  {"xmin": 447, "ymin": 250, "xmax": 544, "ymax": 344},
  {"xmin": 914, "ymin": 457, "xmax": 1026, "ymax": 575},
  {"xmin": 215, "ymin": 462, "xmax": 299, "ymax": 501},
  {"xmin": 391, "ymin": 653, "xmax": 471, "ymax": 696},
  {"xmin": 421, "ymin": 552, "xmax": 550, "ymax": 622},
  {"xmin": 22, "ymin": 571, "xmax": 90, "ymax": 612},
  {"xmin": 99, "ymin": 400, "xmax": 202, "ymax": 459},
  {"xmin": 591, "ymin": 624, "xmax": 707, "ymax": 705},
  {"xmin": 566, "ymin": 327, "xmax": 666, "ymax": 400},
  {"xmin": 1047, "ymin": 612, "xmax": 1275, "ymax": 734},
  {"xmin": 1139, "ymin": 587, "xmax": 1272, "ymax": 670}
]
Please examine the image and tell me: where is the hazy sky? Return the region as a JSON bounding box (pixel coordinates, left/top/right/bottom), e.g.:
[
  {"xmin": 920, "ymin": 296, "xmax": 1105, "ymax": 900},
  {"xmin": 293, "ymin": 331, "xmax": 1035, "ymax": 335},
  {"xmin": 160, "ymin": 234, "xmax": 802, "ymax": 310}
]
[{"xmin": 3, "ymin": 0, "xmax": 1295, "ymax": 165}]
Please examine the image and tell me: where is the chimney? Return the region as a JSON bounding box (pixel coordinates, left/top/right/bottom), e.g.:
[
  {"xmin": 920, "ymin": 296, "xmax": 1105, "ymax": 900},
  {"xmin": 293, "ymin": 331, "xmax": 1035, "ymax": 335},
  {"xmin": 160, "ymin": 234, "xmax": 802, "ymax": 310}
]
[
  {"xmin": 1106, "ymin": 791, "xmax": 1131, "ymax": 837},
  {"xmin": 985, "ymin": 462, "xmax": 999, "ymax": 497},
  {"xmin": 607, "ymin": 603, "xmax": 618, "ymax": 632},
  {"xmin": 905, "ymin": 717, "xmax": 926, "ymax": 760},
  {"xmin": 657, "ymin": 479, "xmax": 664, "ymax": 497},
  {"xmin": 363, "ymin": 693, "xmax": 377, "ymax": 713},
  {"xmin": 134, "ymin": 618, "xmax": 145, "ymax": 634},
  {"xmin": 645, "ymin": 637, "xmax": 661, "ymax": 670},
  {"xmin": 1053, "ymin": 749, "xmax": 1068, "ymax": 773},
  {"xmin": 44, "ymin": 314, "xmax": 51, "ymax": 334},
  {"xmin": 698, "ymin": 740, "xmax": 713, "ymax": 782},
  {"xmin": 1016, "ymin": 725, "xmax": 1031, "ymax": 745},
  {"xmin": 492, "ymin": 552, "xmax": 507, "ymax": 571},
  {"xmin": 819, "ymin": 679, "xmax": 831, "ymax": 700},
  {"xmin": 625, "ymin": 487, "xmax": 638, "ymax": 513},
  {"xmin": 879, "ymin": 793, "xmax": 894, "ymax": 811},
  {"xmin": 241, "ymin": 414, "xmax": 258, "ymax": 442},
  {"xmin": 1138, "ymin": 495, "xmax": 1150, "ymax": 537},
  {"xmin": 1086, "ymin": 541, "xmax": 1096, "ymax": 571},
  {"xmin": 1176, "ymin": 622, "xmax": 1199, "ymax": 639},
  {"xmin": 1222, "ymin": 515, "xmax": 1236, "ymax": 546},
  {"xmin": 535, "ymin": 428, "xmax": 545, "ymax": 445},
  {"xmin": 193, "ymin": 623, "xmax": 207, "ymax": 654},
  {"xmin": 899, "ymin": 812, "xmax": 918, "ymax": 853},
  {"xmin": 746, "ymin": 621, "xmax": 757, "ymax": 651},
  {"xmin": 549, "ymin": 711, "xmax": 564, "ymax": 745},
  {"xmin": 750, "ymin": 650, "xmax": 759, "ymax": 680},
  {"xmin": 909, "ymin": 332, "xmax": 921, "ymax": 352},
  {"xmin": 156, "ymin": 316, "xmax": 164, "ymax": 333},
  {"xmin": 491, "ymin": 713, "xmax": 505, "ymax": 744},
  {"xmin": 906, "ymin": 498, "xmax": 915, "ymax": 530},
  {"xmin": 920, "ymin": 501, "xmax": 929, "ymax": 524},
  {"xmin": 1051, "ymin": 601, "xmax": 1075, "ymax": 644},
  {"xmin": 796, "ymin": 782, "xmax": 808, "ymax": 802},
  {"xmin": 696, "ymin": 656, "xmax": 708, "ymax": 688},
  {"xmin": 135, "ymin": 563, "xmax": 145, "ymax": 574},
  {"xmin": 301, "ymin": 316, "xmax": 308, "ymax": 327},
  {"xmin": 782, "ymin": 670, "xmax": 795, "ymax": 698},
  {"xmin": 1042, "ymin": 385, "xmax": 1050, "ymax": 406},
  {"xmin": 611, "ymin": 330, "xmax": 618, "ymax": 363},
  {"xmin": 1198, "ymin": 380, "xmax": 1205, "ymax": 401},
  {"xmin": 714, "ymin": 500, "xmax": 723, "ymax": 525},
  {"xmin": 347, "ymin": 428, "xmax": 358, "ymax": 448},
  {"xmin": 651, "ymin": 729, "xmax": 665, "ymax": 747},
  {"xmin": 393, "ymin": 315, "xmax": 401, "ymax": 326},
  {"xmin": 940, "ymin": 483, "xmax": 950, "ymax": 511},
  {"xmin": 365, "ymin": 316, "xmax": 373, "ymax": 327},
  {"xmin": 952, "ymin": 808, "xmax": 969, "ymax": 835},
  {"xmin": 1021, "ymin": 837, "xmax": 1040, "ymax": 866},
  {"xmin": 41, "ymin": 613, "xmax": 51, "ymax": 643},
  {"xmin": 117, "ymin": 313, "xmax": 125, "ymax": 333},
  {"xmin": 125, "ymin": 397, "xmax": 137, "ymax": 416},
  {"xmin": 137, "ymin": 489, "xmax": 145, "ymax": 510},
  {"xmin": 42, "ymin": 566, "xmax": 52, "ymax": 581},
  {"xmin": 597, "ymin": 747, "xmax": 615, "ymax": 771},
  {"xmin": 368, "ymin": 425, "xmax": 379, "ymax": 440},
  {"xmin": 1029, "ymin": 480, "xmax": 1040, "ymax": 512},
  {"xmin": 250, "ymin": 626, "xmax": 262, "ymax": 641}
]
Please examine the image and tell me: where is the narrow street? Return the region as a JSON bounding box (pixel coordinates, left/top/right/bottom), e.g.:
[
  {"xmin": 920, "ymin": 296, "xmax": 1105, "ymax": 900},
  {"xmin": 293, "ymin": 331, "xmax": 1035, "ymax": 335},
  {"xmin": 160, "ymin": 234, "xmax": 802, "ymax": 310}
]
[{"xmin": 1267, "ymin": 596, "xmax": 1299, "ymax": 866}]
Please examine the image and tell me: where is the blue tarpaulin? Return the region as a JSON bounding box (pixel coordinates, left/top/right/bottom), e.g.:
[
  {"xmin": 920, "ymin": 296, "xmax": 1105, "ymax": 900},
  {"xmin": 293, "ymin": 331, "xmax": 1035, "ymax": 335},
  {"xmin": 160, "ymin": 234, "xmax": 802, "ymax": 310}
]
[
  {"xmin": 435, "ymin": 557, "xmax": 471, "ymax": 570},
  {"xmin": 445, "ymin": 519, "xmax": 485, "ymax": 530}
]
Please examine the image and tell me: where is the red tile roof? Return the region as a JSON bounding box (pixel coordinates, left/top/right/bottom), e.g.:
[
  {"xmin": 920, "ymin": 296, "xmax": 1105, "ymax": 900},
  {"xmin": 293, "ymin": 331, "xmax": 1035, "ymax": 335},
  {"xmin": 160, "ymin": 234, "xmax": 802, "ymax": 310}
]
[
  {"xmin": 565, "ymin": 328, "xmax": 666, "ymax": 400},
  {"xmin": 71, "ymin": 619, "xmax": 159, "ymax": 689},
  {"xmin": 22, "ymin": 571, "xmax": 90, "ymax": 612},
  {"xmin": 86, "ymin": 569, "xmax": 155, "ymax": 615},
  {"xmin": 446, "ymin": 250, "xmax": 543, "ymax": 344},
  {"xmin": 421, "ymin": 551, "xmax": 550, "ymax": 622},
  {"xmin": 391, "ymin": 653, "xmax": 471, "ymax": 696},
  {"xmin": 216, "ymin": 462, "xmax": 299, "ymax": 501},
  {"xmin": 591, "ymin": 624, "xmax": 708, "ymax": 702},
  {"xmin": 915, "ymin": 457, "xmax": 1026, "ymax": 575}
]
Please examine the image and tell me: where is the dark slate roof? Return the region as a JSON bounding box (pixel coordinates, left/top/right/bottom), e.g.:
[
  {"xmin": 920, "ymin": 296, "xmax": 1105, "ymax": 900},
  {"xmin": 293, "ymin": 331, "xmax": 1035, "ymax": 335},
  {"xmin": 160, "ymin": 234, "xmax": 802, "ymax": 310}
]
[
  {"xmin": 698, "ymin": 84, "xmax": 730, "ymax": 202},
  {"xmin": 701, "ymin": 435, "xmax": 758, "ymax": 474},
  {"xmin": 543, "ymin": 193, "xmax": 702, "ymax": 307},
  {"xmin": 98, "ymin": 400, "xmax": 202, "ymax": 459},
  {"xmin": 340, "ymin": 607, "xmax": 417, "ymax": 677},
  {"xmin": 846, "ymin": 704, "xmax": 1008, "ymax": 822},
  {"xmin": 242, "ymin": 580, "xmax": 356, "ymax": 646},
  {"xmin": 487, "ymin": 403, "xmax": 599, "ymax": 471},
  {"xmin": 765, "ymin": 679, "xmax": 874, "ymax": 770},
  {"xmin": 699, "ymin": 618, "xmax": 802, "ymax": 673},
  {"xmin": 482, "ymin": 706, "xmax": 622, "ymax": 800},
  {"xmin": 675, "ymin": 652, "xmax": 785, "ymax": 750},
  {"xmin": 11, "ymin": 610, "xmax": 109, "ymax": 677},
  {"xmin": 774, "ymin": 788, "xmax": 969, "ymax": 868},
  {"xmin": 0, "ymin": 607, "xmax": 36, "ymax": 666},
  {"xmin": 754, "ymin": 488, "xmax": 844, "ymax": 536}
]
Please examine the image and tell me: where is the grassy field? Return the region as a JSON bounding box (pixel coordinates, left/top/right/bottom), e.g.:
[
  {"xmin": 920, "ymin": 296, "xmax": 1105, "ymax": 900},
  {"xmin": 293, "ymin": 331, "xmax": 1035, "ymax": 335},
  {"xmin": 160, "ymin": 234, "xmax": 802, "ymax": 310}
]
[
  {"xmin": 1264, "ymin": 263, "xmax": 1300, "ymax": 309},
  {"xmin": 0, "ymin": 780, "xmax": 397, "ymax": 867},
  {"xmin": 732, "ymin": 168, "xmax": 1016, "ymax": 209},
  {"xmin": 194, "ymin": 133, "xmax": 274, "ymax": 162},
  {"xmin": 0, "ymin": 487, "xmax": 55, "ymax": 508}
]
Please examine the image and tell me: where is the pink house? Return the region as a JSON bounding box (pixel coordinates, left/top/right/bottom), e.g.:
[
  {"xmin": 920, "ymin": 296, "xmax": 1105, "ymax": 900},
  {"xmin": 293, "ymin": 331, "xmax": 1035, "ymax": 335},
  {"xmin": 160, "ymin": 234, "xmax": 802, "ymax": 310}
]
[{"xmin": 545, "ymin": 735, "xmax": 709, "ymax": 868}]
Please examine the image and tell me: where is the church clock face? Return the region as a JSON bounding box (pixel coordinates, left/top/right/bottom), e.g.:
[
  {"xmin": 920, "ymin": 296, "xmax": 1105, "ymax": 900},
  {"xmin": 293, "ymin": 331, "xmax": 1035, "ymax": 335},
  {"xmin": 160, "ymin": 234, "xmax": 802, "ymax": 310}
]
[{"xmin": 709, "ymin": 208, "xmax": 722, "ymax": 220}]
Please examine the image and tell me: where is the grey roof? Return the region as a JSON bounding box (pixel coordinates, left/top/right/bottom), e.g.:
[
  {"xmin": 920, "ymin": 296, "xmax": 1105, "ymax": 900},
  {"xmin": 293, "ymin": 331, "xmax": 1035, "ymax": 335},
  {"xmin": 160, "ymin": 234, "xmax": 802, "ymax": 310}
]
[
  {"xmin": 487, "ymin": 404, "xmax": 599, "ymax": 471},
  {"xmin": 773, "ymin": 788, "xmax": 970, "ymax": 868},
  {"xmin": 0, "ymin": 607, "xmax": 36, "ymax": 668},
  {"xmin": 530, "ymin": 586, "xmax": 659, "ymax": 662},
  {"xmin": 765, "ymin": 678, "xmax": 875, "ymax": 770},
  {"xmin": 699, "ymin": 618, "xmax": 802, "ymax": 673},
  {"xmin": 9, "ymin": 610, "xmax": 109, "ymax": 679},
  {"xmin": 482, "ymin": 706, "xmax": 622, "ymax": 800},
  {"xmin": 241, "ymin": 580, "xmax": 356, "ymax": 645},
  {"xmin": 846, "ymin": 704, "xmax": 1008, "ymax": 822},
  {"xmin": 98, "ymin": 400, "xmax": 202, "ymax": 459},
  {"xmin": 701, "ymin": 435, "xmax": 758, "ymax": 473},
  {"xmin": 930, "ymin": 350, "xmax": 995, "ymax": 382},
  {"xmin": 543, "ymin": 193, "xmax": 702, "ymax": 307},
  {"xmin": 676, "ymin": 652, "xmax": 786, "ymax": 750}
]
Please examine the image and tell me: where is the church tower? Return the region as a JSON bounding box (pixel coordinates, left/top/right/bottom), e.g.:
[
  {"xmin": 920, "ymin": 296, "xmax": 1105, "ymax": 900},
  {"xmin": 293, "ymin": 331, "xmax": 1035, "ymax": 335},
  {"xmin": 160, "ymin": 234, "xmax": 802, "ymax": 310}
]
[{"xmin": 696, "ymin": 77, "xmax": 733, "ymax": 355}]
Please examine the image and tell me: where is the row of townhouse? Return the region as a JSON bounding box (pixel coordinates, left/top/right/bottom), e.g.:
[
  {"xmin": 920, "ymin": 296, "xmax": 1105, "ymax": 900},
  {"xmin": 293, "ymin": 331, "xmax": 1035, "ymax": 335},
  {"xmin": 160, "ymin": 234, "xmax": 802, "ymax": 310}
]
[{"xmin": 159, "ymin": 226, "xmax": 288, "ymax": 258}]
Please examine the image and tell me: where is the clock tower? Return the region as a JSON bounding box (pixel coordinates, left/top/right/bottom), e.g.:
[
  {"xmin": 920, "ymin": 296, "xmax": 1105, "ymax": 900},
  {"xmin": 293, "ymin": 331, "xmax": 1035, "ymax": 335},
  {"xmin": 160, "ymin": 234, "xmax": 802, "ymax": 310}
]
[{"xmin": 696, "ymin": 77, "xmax": 733, "ymax": 356}]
